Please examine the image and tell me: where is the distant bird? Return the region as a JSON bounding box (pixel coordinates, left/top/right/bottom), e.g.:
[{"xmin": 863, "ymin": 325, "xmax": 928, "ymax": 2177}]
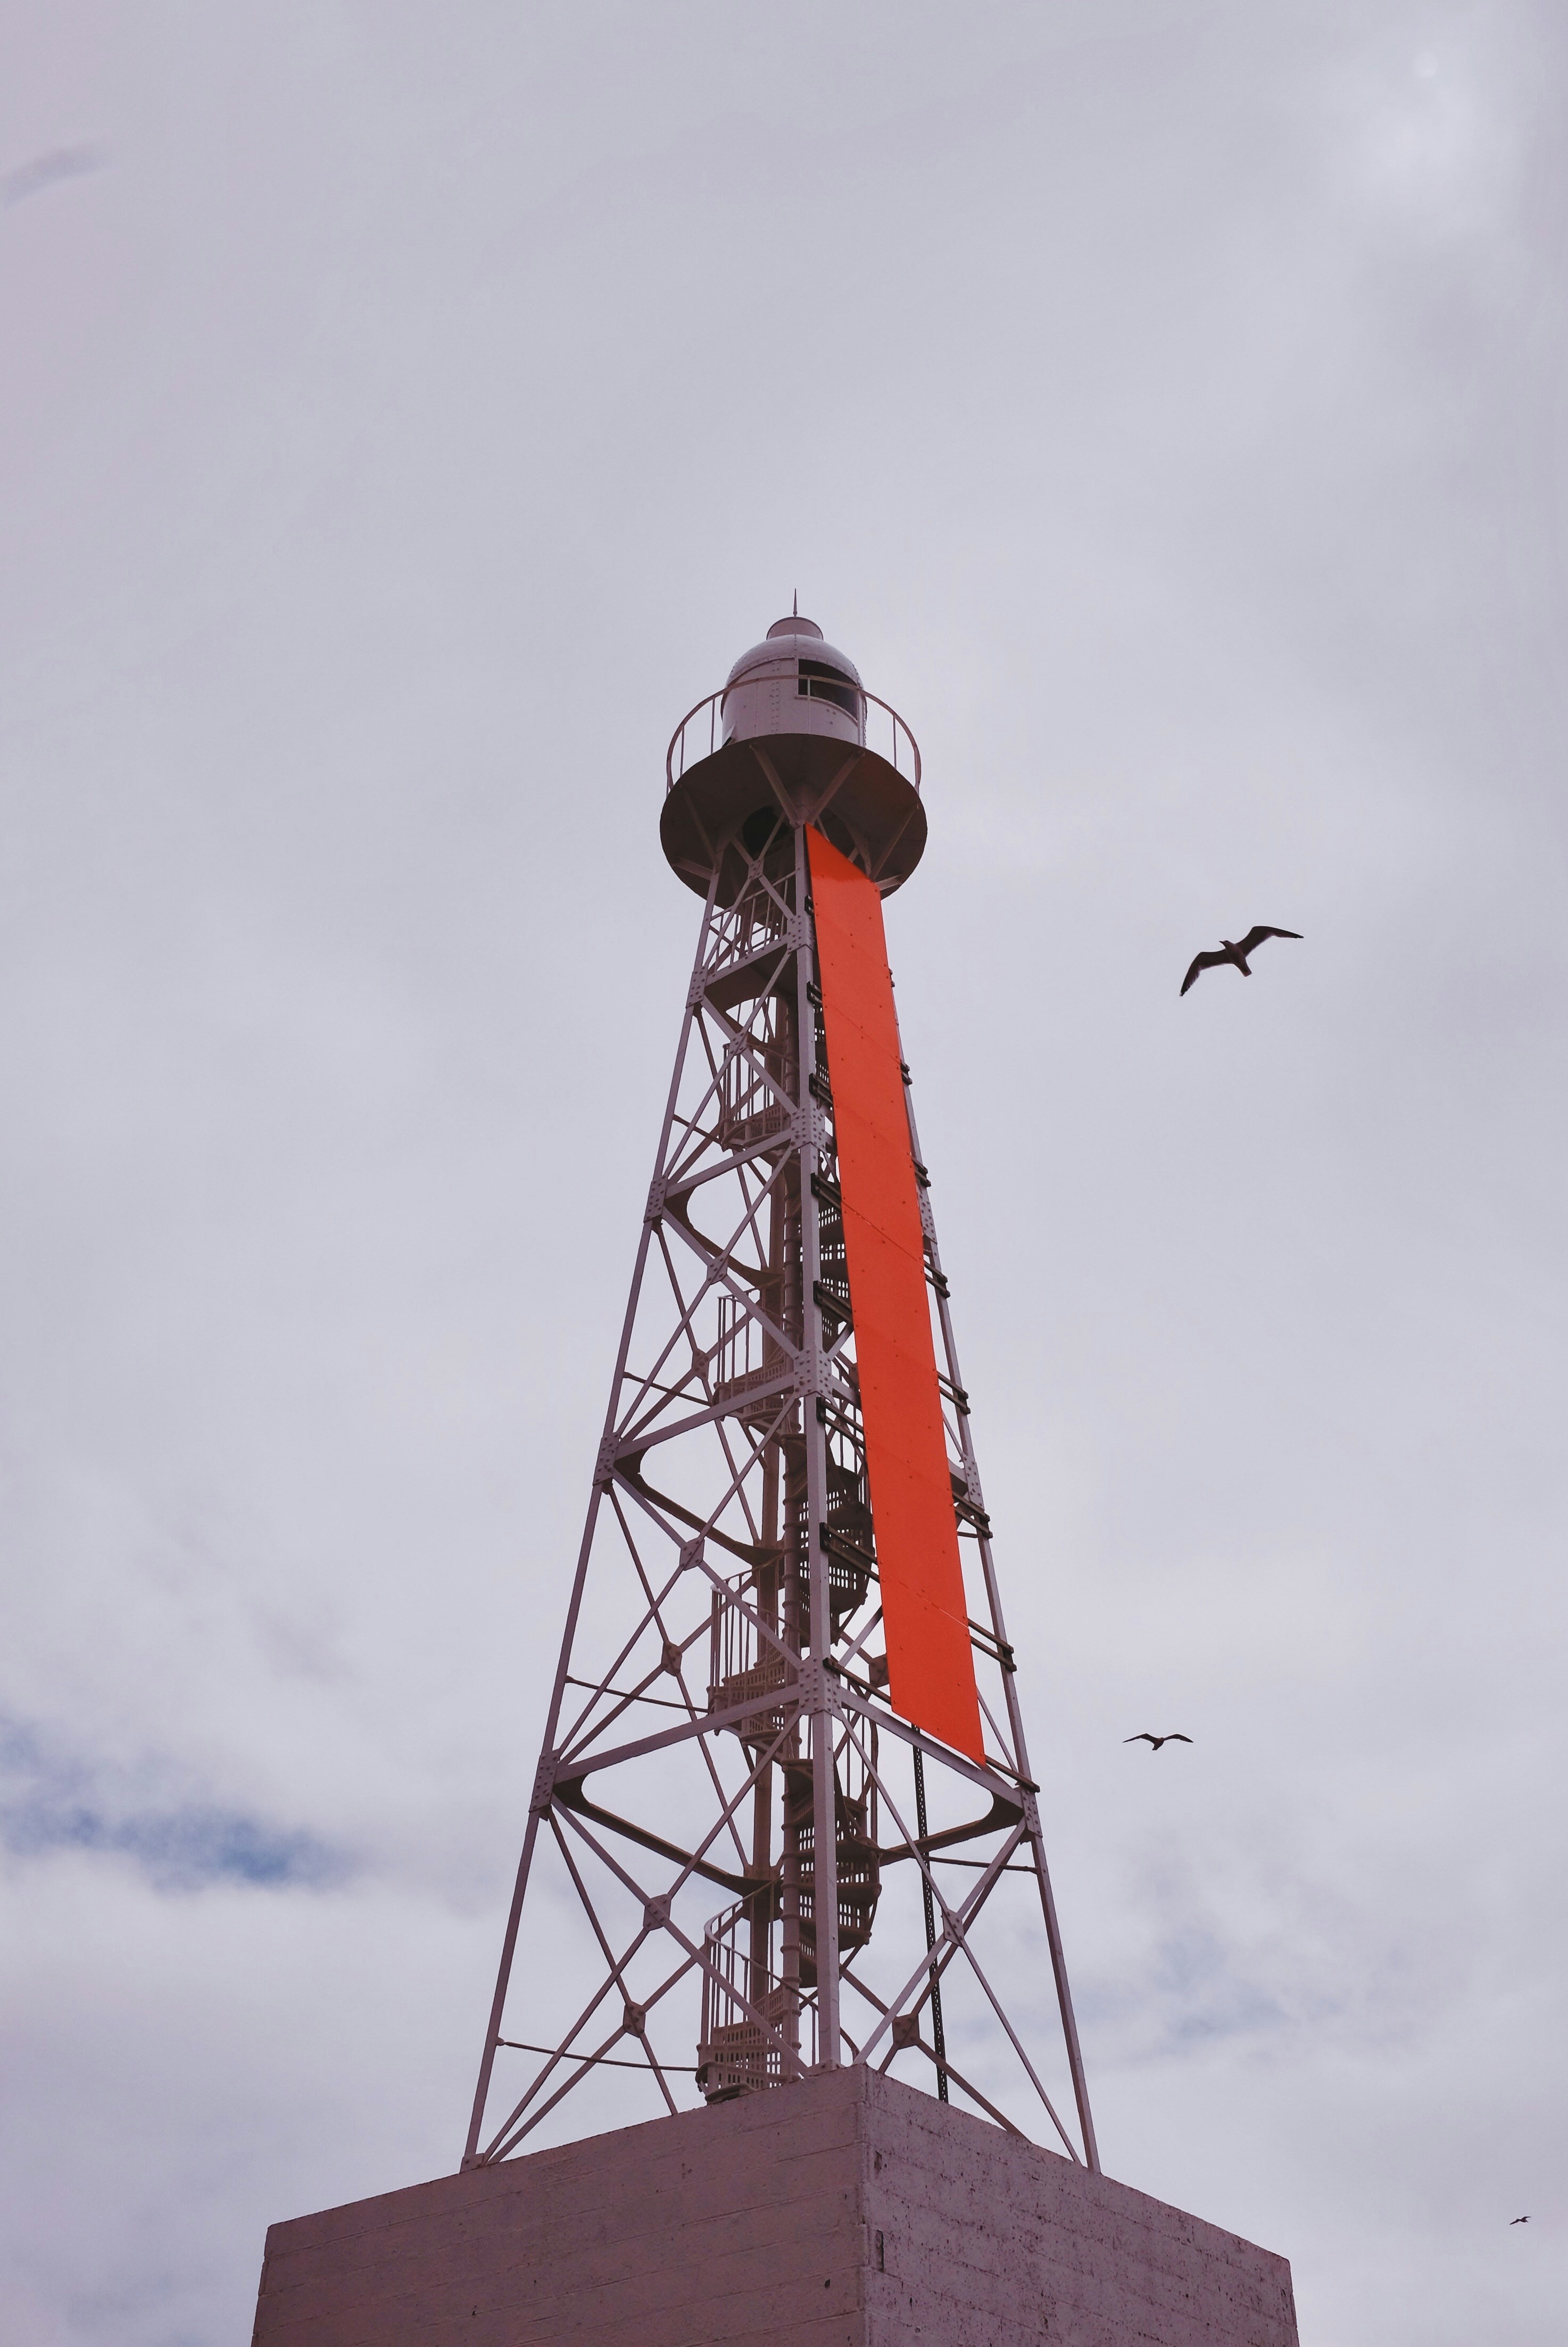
[
  {"xmin": 1, "ymin": 146, "xmax": 104, "ymax": 210},
  {"xmin": 1510, "ymin": 2216, "xmax": 1529, "ymax": 2225},
  {"xmin": 1124, "ymin": 1733, "xmax": 1192, "ymax": 1751},
  {"xmin": 1181, "ymin": 926, "xmax": 1302, "ymax": 996}
]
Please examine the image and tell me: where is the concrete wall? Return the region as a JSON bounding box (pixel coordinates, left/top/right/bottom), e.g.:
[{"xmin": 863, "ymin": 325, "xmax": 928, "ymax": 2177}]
[
  {"xmin": 859, "ymin": 2077, "xmax": 1298, "ymax": 2347},
  {"xmin": 251, "ymin": 2068, "xmax": 1298, "ymax": 2347}
]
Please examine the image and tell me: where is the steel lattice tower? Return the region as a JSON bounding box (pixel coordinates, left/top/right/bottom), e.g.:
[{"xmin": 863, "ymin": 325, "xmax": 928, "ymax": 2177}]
[{"xmin": 462, "ymin": 613, "xmax": 1099, "ymax": 2176}]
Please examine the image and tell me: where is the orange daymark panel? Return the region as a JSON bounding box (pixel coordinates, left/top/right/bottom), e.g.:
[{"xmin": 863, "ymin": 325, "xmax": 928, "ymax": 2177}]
[{"xmin": 806, "ymin": 827, "xmax": 984, "ymax": 1764}]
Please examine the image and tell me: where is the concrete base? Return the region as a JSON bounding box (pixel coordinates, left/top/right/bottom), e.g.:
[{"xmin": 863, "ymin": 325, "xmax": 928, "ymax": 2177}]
[{"xmin": 252, "ymin": 2067, "xmax": 1299, "ymax": 2346}]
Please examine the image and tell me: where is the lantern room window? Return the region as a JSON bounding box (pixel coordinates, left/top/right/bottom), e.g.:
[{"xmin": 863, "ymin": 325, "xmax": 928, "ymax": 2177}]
[{"xmin": 797, "ymin": 658, "xmax": 860, "ymax": 721}]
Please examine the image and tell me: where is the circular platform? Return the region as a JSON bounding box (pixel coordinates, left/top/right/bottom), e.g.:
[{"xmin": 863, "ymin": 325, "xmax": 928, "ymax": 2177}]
[{"xmin": 661, "ymin": 728, "xmax": 927, "ymax": 906}]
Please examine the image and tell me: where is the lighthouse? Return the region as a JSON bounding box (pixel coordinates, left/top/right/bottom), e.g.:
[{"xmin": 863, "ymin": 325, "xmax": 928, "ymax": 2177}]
[{"xmin": 251, "ymin": 614, "xmax": 1301, "ymax": 2347}]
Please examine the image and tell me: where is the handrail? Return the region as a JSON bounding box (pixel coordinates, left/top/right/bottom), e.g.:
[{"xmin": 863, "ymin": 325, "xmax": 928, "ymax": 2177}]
[{"xmin": 666, "ymin": 683, "xmax": 922, "ymax": 793}]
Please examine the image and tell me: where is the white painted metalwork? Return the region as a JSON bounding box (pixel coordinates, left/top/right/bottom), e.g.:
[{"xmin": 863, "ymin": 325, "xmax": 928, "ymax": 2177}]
[{"xmin": 462, "ymin": 627, "xmax": 1098, "ymax": 2176}]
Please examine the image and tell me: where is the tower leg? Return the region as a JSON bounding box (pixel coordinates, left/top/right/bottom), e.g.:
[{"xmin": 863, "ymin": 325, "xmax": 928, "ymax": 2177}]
[
  {"xmin": 460, "ymin": 877, "xmax": 718, "ymax": 2167},
  {"xmin": 795, "ymin": 820, "xmax": 841, "ymax": 2065}
]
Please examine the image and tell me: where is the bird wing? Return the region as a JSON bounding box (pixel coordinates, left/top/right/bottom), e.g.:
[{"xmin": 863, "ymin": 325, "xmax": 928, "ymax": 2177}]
[
  {"xmin": 1180, "ymin": 951, "xmax": 1227, "ymax": 996},
  {"xmin": 1123, "ymin": 1733, "xmax": 1157, "ymax": 1744},
  {"xmin": 1166, "ymin": 1733, "xmax": 1192, "ymax": 1743},
  {"xmin": 1236, "ymin": 926, "xmax": 1302, "ymax": 955}
]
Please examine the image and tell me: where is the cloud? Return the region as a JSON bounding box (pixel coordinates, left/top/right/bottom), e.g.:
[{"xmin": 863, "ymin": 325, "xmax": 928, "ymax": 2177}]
[{"xmin": 0, "ymin": 1715, "xmax": 350, "ymax": 1894}]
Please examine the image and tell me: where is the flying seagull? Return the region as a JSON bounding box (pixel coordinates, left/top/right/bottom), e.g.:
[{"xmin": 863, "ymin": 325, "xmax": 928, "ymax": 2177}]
[
  {"xmin": 2, "ymin": 147, "xmax": 104, "ymax": 210},
  {"xmin": 1181, "ymin": 926, "xmax": 1302, "ymax": 996},
  {"xmin": 1510, "ymin": 2216, "xmax": 1529, "ymax": 2226},
  {"xmin": 1124, "ymin": 1733, "xmax": 1192, "ymax": 1751}
]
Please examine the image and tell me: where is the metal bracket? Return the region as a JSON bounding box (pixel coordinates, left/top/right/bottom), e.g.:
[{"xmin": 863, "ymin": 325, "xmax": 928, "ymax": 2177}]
[
  {"xmin": 792, "ymin": 1103, "xmax": 827, "ymax": 1153},
  {"xmin": 645, "ymin": 1177, "xmax": 667, "ymax": 1222},
  {"xmin": 529, "ymin": 1753, "xmax": 556, "ymax": 1817},
  {"xmin": 795, "ymin": 1658, "xmax": 842, "ymax": 1720}
]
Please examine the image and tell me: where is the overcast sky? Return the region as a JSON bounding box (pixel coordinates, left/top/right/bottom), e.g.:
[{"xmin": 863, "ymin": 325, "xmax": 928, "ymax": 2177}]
[{"xmin": 2, "ymin": 3, "xmax": 1566, "ymax": 2341}]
